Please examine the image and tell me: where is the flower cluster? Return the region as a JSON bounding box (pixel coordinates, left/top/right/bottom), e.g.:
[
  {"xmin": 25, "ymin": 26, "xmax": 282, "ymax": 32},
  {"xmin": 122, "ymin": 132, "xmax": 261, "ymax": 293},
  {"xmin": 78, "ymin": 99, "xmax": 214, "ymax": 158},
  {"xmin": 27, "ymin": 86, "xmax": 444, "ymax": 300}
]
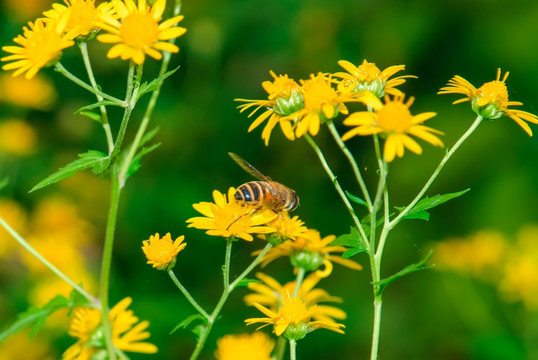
[
  {"xmin": 236, "ymin": 59, "xmax": 445, "ymax": 162},
  {"xmin": 1, "ymin": 0, "xmax": 187, "ymax": 79}
]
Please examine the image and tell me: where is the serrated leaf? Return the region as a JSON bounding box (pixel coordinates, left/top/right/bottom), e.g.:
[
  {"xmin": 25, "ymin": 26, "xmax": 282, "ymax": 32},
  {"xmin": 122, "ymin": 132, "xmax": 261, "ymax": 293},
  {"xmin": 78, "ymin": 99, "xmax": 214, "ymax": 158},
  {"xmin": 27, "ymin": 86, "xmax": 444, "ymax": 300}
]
[
  {"xmin": 395, "ymin": 189, "xmax": 470, "ymax": 221},
  {"xmin": 403, "ymin": 210, "xmax": 430, "ymax": 221},
  {"xmin": 345, "ymin": 190, "xmax": 368, "ymax": 207},
  {"xmin": 137, "ymin": 66, "xmax": 180, "ymax": 100},
  {"xmin": 0, "ymin": 295, "xmax": 70, "ymax": 342},
  {"xmin": 30, "ymin": 151, "xmax": 109, "ymax": 192},
  {"xmin": 74, "ymin": 100, "xmax": 122, "ymax": 114},
  {"xmin": 78, "ymin": 111, "xmax": 102, "ymax": 123},
  {"xmin": 139, "ymin": 127, "xmax": 160, "ymax": 149},
  {"xmin": 373, "ymin": 250, "xmax": 434, "ymax": 295},
  {"xmin": 332, "ymin": 226, "xmax": 368, "ymax": 257},
  {"xmin": 235, "ymin": 278, "xmax": 260, "ymax": 288},
  {"xmin": 169, "ymin": 314, "xmax": 205, "ymax": 335}
]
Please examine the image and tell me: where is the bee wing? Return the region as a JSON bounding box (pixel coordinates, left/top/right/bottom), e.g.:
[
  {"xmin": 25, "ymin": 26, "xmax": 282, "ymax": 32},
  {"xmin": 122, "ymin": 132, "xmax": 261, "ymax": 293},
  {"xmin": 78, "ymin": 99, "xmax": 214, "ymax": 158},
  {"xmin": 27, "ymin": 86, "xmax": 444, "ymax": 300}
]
[{"xmin": 228, "ymin": 152, "xmax": 271, "ymax": 182}]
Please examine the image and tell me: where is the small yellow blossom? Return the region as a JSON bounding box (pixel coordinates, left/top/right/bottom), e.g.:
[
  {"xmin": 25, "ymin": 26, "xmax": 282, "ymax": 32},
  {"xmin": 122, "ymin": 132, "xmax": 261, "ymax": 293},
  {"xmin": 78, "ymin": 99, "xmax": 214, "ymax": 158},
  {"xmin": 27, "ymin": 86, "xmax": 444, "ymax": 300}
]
[
  {"xmin": 334, "ymin": 59, "xmax": 417, "ymax": 98},
  {"xmin": 259, "ymin": 229, "xmax": 362, "ymax": 273},
  {"xmin": 342, "ymin": 94, "xmax": 443, "ymax": 162},
  {"xmin": 43, "ymin": 0, "xmax": 116, "ymax": 39},
  {"xmin": 142, "ymin": 232, "xmax": 186, "ymax": 270},
  {"xmin": 0, "ymin": 119, "xmax": 37, "ymax": 156},
  {"xmin": 244, "ymin": 272, "xmax": 345, "ymax": 324},
  {"xmin": 245, "ymin": 292, "xmax": 345, "ymax": 340},
  {"xmin": 236, "ymin": 71, "xmax": 303, "ymax": 145},
  {"xmin": 186, "ymin": 188, "xmax": 277, "ymax": 241},
  {"xmin": 0, "ymin": 74, "xmax": 57, "ymax": 110},
  {"xmin": 96, "ymin": 0, "xmax": 186, "ymax": 64},
  {"xmin": 215, "ymin": 332, "xmax": 275, "ymax": 360},
  {"xmin": 263, "ymin": 213, "xmax": 308, "ymax": 244},
  {"xmin": 438, "ymin": 68, "xmax": 538, "ymax": 136},
  {"xmin": 63, "ymin": 297, "xmax": 158, "ymax": 360},
  {"xmin": 1, "ymin": 17, "xmax": 76, "ymax": 79}
]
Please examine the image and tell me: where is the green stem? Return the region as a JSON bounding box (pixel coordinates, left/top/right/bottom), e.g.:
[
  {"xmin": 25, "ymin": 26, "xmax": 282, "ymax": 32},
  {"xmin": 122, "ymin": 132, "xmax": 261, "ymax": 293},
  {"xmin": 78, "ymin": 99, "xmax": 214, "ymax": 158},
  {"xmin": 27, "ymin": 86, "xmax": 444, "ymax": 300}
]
[
  {"xmin": 370, "ymin": 297, "xmax": 383, "ymax": 360},
  {"xmin": 54, "ymin": 62, "xmax": 125, "ymax": 107},
  {"xmin": 99, "ymin": 164, "xmax": 121, "ymax": 360},
  {"xmin": 327, "ymin": 122, "xmax": 372, "ymax": 210},
  {"xmin": 289, "ymin": 339, "xmax": 297, "ymax": 360},
  {"xmin": 189, "ymin": 241, "xmax": 273, "ymax": 360},
  {"xmin": 168, "ymin": 270, "xmax": 210, "ymax": 319},
  {"xmin": 0, "ymin": 216, "xmax": 96, "ymax": 304},
  {"xmin": 274, "ymin": 337, "xmax": 287, "ymax": 360},
  {"xmin": 304, "ymin": 133, "xmax": 370, "ymax": 252},
  {"xmin": 390, "ymin": 115, "xmax": 483, "ymax": 227},
  {"xmin": 292, "ymin": 267, "xmax": 306, "ymax": 297},
  {"xmin": 79, "ymin": 42, "xmax": 114, "ymax": 154}
]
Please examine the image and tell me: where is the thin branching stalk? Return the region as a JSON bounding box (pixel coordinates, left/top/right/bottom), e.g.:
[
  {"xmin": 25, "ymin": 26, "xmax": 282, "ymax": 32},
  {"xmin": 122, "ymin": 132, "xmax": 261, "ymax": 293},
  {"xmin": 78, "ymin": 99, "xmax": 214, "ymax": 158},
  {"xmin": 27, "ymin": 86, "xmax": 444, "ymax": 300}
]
[
  {"xmin": 304, "ymin": 133, "xmax": 370, "ymax": 252},
  {"xmin": 292, "ymin": 267, "xmax": 306, "ymax": 297},
  {"xmin": 327, "ymin": 121, "xmax": 373, "ymax": 210},
  {"xmin": 168, "ymin": 270, "xmax": 210, "ymax": 319},
  {"xmin": 55, "ymin": 62, "xmax": 125, "ymax": 106},
  {"xmin": 189, "ymin": 241, "xmax": 273, "ymax": 360},
  {"xmin": 289, "ymin": 339, "xmax": 297, "ymax": 360},
  {"xmin": 79, "ymin": 42, "xmax": 114, "ymax": 153},
  {"xmin": 0, "ymin": 216, "xmax": 97, "ymax": 304}
]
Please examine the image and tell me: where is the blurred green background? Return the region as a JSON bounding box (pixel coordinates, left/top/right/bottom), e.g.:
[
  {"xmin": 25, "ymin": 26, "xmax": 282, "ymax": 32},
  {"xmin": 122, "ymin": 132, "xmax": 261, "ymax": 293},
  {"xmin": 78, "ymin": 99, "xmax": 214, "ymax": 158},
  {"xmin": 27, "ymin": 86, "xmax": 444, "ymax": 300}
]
[{"xmin": 1, "ymin": 0, "xmax": 538, "ymax": 359}]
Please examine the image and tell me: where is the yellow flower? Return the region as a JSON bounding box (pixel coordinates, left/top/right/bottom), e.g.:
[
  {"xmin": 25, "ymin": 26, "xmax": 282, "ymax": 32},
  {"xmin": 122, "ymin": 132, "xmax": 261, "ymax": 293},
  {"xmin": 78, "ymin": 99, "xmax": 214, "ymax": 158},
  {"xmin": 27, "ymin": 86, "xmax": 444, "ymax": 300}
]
[
  {"xmin": 245, "ymin": 292, "xmax": 345, "ymax": 340},
  {"xmin": 63, "ymin": 297, "xmax": 158, "ymax": 360},
  {"xmin": 334, "ymin": 59, "xmax": 417, "ymax": 98},
  {"xmin": 1, "ymin": 17, "xmax": 76, "ymax": 79},
  {"xmin": 259, "ymin": 229, "xmax": 362, "ymax": 273},
  {"xmin": 43, "ymin": 0, "xmax": 116, "ymax": 39},
  {"xmin": 142, "ymin": 232, "xmax": 186, "ymax": 270},
  {"xmin": 438, "ymin": 68, "xmax": 538, "ymax": 136},
  {"xmin": 186, "ymin": 187, "xmax": 277, "ymax": 241},
  {"xmin": 236, "ymin": 71, "xmax": 303, "ymax": 145},
  {"xmin": 0, "ymin": 73, "xmax": 57, "ymax": 110},
  {"xmin": 96, "ymin": 0, "xmax": 186, "ymax": 64},
  {"xmin": 215, "ymin": 332, "xmax": 275, "ymax": 360},
  {"xmin": 0, "ymin": 119, "xmax": 37, "ymax": 156},
  {"xmin": 263, "ymin": 213, "xmax": 308, "ymax": 244},
  {"xmin": 293, "ymin": 72, "xmax": 354, "ymax": 138},
  {"xmin": 0, "ymin": 330, "xmax": 54, "ymax": 360},
  {"xmin": 244, "ymin": 272, "xmax": 345, "ymax": 324},
  {"xmin": 342, "ymin": 94, "xmax": 443, "ymax": 162}
]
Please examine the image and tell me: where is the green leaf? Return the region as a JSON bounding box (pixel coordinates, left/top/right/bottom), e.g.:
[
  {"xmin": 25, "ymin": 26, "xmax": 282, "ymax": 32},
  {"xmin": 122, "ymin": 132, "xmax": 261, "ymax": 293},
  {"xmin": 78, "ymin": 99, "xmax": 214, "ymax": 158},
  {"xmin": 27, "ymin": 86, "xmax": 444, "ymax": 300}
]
[
  {"xmin": 74, "ymin": 100, "xmax": 122, "ymax": 114},
  {"xmin": 395, "ymin": 189, "xmax": 470, "ymax": 221},
  {"xmin": 332, "ymin": 226, "xmax": 368, "ymax": 258},
  {"xmin": 235, "ymin": 278, "xmax": 260, "ymax": 288},
  {"xmin": 78, "ymin": 111, "xmax": 102, "ymax": 124},
  {"xmin": 345, "ymin": 190, "xmax": 368, "ymax": 207},
  {"xmin": 126, "ymin": 143, "xmax": 161, "ymax": 179},
  {"xmin": 139, "ymin": 127, "xmax": 160, "ymax": 149},
  {"xmin": 30, "ymin": 150, "xmax": 110, "ymax": 192},
  {"xmin": 169, "ymin": 314, "xmax": 205, "ymax": 335},
  {"xmin": 373, "ymin": 250, "xmax": 435, "ymax": 295},
  {"xmin": 137, "ymin": 66, "xmax": 180, "ymax": 100},
  {"xmin": 0, "ymin": 295, "xmax": 70, "ymax": 342}
]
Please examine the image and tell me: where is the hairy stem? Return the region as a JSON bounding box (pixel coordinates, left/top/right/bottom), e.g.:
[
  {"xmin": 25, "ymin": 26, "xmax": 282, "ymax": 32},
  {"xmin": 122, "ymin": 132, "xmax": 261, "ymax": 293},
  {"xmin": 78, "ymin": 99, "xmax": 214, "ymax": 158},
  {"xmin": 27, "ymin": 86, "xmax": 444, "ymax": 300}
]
[{"xmin": 168, "ymin": 270, "xmax": 210, "ymax": 319}]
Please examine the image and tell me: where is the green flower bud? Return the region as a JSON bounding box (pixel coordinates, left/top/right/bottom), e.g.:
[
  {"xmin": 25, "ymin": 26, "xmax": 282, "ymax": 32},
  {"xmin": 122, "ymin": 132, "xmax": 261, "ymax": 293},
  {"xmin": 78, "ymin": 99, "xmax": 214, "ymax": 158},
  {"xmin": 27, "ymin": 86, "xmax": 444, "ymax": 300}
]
[
  {"xmin": 471, "ymin": 97, "xmax": 504, "ymax": 120},
  {"xmin": 290, "ymin": 250, "xmax": 324, "ymax": 271},
  {"xmin": 273, "ymin": 88, "xmax": 304, "ymax": 116},
  {"xmin": 283, "ymin": 322, "xmax": 309, "ymax": 341}
]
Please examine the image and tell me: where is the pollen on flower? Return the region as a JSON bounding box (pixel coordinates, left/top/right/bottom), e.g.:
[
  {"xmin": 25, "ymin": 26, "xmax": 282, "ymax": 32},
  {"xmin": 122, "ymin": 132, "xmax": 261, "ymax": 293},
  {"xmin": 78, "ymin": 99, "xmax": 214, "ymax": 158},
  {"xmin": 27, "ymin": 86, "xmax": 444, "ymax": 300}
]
[{"xmin": 142, "ymin": 232, "xmax": 186, "ymax": 270}]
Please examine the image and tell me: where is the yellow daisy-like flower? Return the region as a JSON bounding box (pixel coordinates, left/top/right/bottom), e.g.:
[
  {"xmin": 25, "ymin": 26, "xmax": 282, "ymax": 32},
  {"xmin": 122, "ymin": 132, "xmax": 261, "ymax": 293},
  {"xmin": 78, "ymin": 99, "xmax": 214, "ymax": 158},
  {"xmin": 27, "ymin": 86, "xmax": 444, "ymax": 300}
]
[
  {"xmin": 244, "ymin": 272, "xmax": 345, "ymax": 325},
  {"xmin": 96, "ymin": 0, "xmax": 187, "ymax": 64},
  {"xmin": 236, "ymin": 71, "xmax": 304, "ymax": 145},
  {"xmin": 142, "ymin": 232, "xmax": 186, "ymax": 270},
  {"xmin": 0, "ymin": 73, "xmax": 57, "ymax": 110},
  {"xmin": 259, "ymin": 229, "xmax": 362, "ymax": 273},
  {"xmin": 438, "ymin": 68, "xmax": 538, "ymax": 136},
  {"xmin": 292, "ymin": 72, "xmax": 354, "ymax": 138},
  {"xmin": 63, "ymin": 297, "xmax": 158, "ymax": 360},
  {"xmin": 263, "ymin": 213, "xmax": 308, "ymax": 244},
  {"xmin": 245, "ymin": 292, "xmax": 345, "ymax": 340},
  {"xmin": 43, "ymin": 0, "xmax": 116, "ymax": 39},
  {"xmin": 342, "ymin": 94, "xmax": 443, "ymax": 162},
  {"xmin": 215, "ymin": 332, "xmax": 275, "ymax": 360},
  {"xmin": 1, "ymin": 17, "xmax": 76, "ymax": 79},
  {"xmin": 186, "ymin": 187, "xmax": 277, "ymax": 242},
  {"xmin": 334, "ymin": 59, "xmax": 417, "ymax": 98},
  {"xmin": 0, "ymin": 119, "xmax": 37, "ymax": 156}
]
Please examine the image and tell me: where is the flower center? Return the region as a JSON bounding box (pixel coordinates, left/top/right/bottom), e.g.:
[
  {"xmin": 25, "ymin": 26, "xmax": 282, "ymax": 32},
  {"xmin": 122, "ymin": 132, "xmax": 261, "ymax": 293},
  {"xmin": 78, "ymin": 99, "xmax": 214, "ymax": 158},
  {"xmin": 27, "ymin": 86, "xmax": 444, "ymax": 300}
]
[
  {"xmin": 120, "ymin": 13, "xmax": 159, "ymax": 48},
  {"xmin": 376, "ymin": 101, "xmax": 413, "ymax": 133},
  {"xmin": 278, "ymin": 297, "xmax": 309, "ymax": 325},
  {"xmin": 302, "ymin": 77, "xmax": 338, "ymax": 112},
  {"xmin": 476, "ymin": 80, "xmax": 508, "ymax": 107},
  {"xmin": 68, "ymin": 1, "xmax": 98, "ymax": 35},
  {"xmin": 26, "ymin": 30, "xmax": 64, "ymax": 67},
  {"xmin": 356, "ymin": 61, "xmax": 381, "ymax": 82}
]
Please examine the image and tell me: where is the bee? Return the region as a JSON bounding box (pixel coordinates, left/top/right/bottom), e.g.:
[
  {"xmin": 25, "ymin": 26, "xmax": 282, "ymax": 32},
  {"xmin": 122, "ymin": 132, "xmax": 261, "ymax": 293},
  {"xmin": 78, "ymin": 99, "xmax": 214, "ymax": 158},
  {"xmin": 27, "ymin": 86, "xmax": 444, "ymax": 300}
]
[{"xmin": 229, "ymin": 152, "xmax": 299, "ymax": 212}]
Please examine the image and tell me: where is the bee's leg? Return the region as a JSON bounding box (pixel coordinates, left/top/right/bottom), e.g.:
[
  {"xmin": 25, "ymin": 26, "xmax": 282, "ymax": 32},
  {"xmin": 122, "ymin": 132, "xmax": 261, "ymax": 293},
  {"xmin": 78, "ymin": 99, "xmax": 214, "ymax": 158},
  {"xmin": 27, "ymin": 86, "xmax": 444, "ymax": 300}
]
[{"xmin": 226, "ymin": 205, "xmax": 262, "ymax": 231}]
